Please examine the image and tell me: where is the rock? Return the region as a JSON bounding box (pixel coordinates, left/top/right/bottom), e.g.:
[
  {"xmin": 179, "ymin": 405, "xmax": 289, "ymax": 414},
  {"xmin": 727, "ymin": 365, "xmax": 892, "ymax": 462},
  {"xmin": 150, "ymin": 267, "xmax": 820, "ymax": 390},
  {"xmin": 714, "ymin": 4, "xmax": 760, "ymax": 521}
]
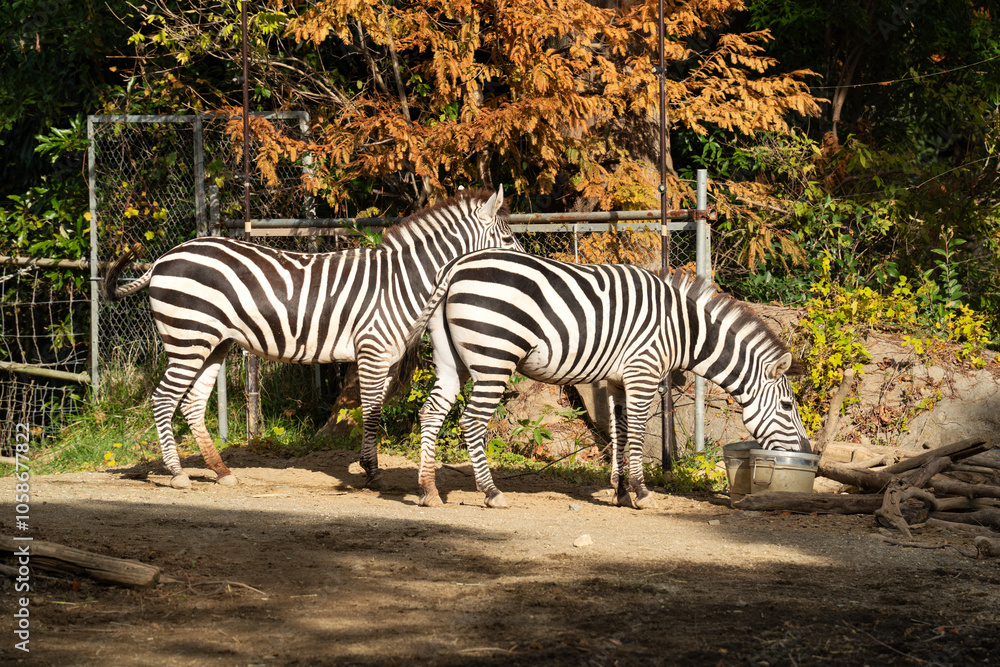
[
  {"xmin": 813, "ymin": 476, "xmax": 844, "ymax": 494},
  {"xmin": 496, "ymin": 379, "xmax": 596, "ymax": 459},
  {"xmin": 573, "ymin": 534, "xmax": 593, "ymax": 548}
]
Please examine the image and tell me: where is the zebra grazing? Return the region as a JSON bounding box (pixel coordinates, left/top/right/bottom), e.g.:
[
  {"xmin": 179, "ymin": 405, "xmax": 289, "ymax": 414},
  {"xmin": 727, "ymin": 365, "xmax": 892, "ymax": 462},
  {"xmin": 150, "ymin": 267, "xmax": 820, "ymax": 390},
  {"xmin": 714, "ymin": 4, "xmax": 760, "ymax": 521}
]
[
  {"xmin": 103, "ymin": 188, "xmax": 522, "ymax": 490},
  {"xmin": 415, "ymin": 249, "xmax": 811, "ymax": 509}
]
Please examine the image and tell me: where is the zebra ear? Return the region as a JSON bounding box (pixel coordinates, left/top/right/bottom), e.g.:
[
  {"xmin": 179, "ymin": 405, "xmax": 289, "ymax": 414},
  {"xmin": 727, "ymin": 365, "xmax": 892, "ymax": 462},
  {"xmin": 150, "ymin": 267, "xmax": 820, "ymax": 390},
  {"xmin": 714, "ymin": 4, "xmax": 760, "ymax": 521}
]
[
  {"xmin": 482, "ymin": 185, "xmax": 504, "ymax": 218},
  {"xmin": 766, "ymin": 352, "xmax": 793, "ymax": 380}
]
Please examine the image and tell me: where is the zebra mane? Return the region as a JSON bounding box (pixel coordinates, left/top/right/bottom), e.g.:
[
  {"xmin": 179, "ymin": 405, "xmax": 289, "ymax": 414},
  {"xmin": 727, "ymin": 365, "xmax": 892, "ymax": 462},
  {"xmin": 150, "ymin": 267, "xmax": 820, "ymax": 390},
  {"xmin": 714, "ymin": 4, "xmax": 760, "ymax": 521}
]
[
  {"xmin": 382, "ymin": 188, "xmax": 509, "ymax": 244},
  {"xmin": 667, "ymin": 269, "xmax": 801, "ymax": 373}
]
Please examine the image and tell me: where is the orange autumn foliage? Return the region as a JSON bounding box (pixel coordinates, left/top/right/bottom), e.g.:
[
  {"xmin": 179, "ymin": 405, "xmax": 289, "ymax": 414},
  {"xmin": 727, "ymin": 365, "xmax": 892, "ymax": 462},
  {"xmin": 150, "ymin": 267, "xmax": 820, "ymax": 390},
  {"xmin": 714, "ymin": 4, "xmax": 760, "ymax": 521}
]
[{"xmin": 131, "ymin": 0, "xmax": 821, "ymax": 214}]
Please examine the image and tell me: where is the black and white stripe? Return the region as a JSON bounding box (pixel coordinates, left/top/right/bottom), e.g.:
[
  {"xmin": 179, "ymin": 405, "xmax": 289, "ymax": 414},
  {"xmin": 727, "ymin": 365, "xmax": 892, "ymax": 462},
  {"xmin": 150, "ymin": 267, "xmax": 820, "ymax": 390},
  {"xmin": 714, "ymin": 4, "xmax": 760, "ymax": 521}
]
[
  {"xmin": 104, "ymin": 188, "xmax": 522, "ymax": 489},
  {"xmin": 415, "ymin": 249, "xmax": 810, "ymax": 508}
]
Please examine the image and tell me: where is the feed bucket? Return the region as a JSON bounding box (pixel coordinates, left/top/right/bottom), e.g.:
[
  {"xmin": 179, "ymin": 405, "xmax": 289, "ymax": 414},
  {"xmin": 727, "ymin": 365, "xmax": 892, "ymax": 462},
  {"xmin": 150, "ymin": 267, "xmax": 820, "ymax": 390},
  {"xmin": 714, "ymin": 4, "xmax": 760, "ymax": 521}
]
[
  {"xmin": 722, "ymin": 441, "xmax": 757, "ymax": 505},
  {"xmin": 749, "ymin": 449, "xmax": 820, "ymax": 494}
]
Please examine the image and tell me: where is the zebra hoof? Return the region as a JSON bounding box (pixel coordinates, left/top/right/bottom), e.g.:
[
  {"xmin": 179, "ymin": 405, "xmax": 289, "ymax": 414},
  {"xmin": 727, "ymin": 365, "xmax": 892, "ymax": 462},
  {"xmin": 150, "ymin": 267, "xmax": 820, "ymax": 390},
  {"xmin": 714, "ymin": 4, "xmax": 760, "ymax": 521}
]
[
  {"xmin": 364, "ymin": 473, "xmax": 383, "ymax": 491},
  {"xmin": 485, "ymin": 491, "xmax": 509, "ymax": 509},
  {"xmin": 613, "ymin": 492, "xmax": 633, "ymax": 508},
  {"xmin": 170, "ymin": 474, "xmax": 192, "ymax": 490},
  {"xmin": 216, "ymin": 473, "xmax": 238, "ymax": 486},
  {"xmin": 419, "ymin": 492, "xmax": 443, "ymax": 508},
  {"xmin": 634, "ymin": 490, "xmax": 658, "ymax": 510}
]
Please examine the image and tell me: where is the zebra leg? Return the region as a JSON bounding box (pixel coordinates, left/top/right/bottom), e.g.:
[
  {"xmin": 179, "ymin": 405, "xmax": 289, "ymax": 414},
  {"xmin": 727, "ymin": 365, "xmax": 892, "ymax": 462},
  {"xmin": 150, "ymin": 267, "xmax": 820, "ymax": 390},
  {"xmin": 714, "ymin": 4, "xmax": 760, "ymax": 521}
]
[
  {"xmin": 461, "ymin": 379, "xmax": 510, "ymax": 508},
  {"xmin": 416, "ymin": 323, "xmax": 466, "ymax": 506},
  {"xmin": 151, "ymin": 362, "xmax": 202, "ymax": 489},
  {"xmin": 624, "ymin": 382, "xmax": 658, "ymax": 509},
  {"xmin": 357, "ymin": 353, "xmax": 393, "ymax": 490},
  {"xmin": 178, "ymin": 343, "xmax": 235, "ymax": 485},
  {"xmin": 416, "ymin": 372, "xmax": 462, "ymax": 507},
  {"xmin": 608, "ymin": 394, "xmax": 633, "ymax": 508}
]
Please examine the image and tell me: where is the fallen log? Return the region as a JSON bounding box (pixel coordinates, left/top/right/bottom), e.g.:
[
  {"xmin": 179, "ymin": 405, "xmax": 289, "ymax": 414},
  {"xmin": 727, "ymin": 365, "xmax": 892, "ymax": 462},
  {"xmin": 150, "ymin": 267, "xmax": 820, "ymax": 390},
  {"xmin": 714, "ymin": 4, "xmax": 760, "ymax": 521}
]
[
  {"xmin": 733, "ymin": 492, "xmax": 883, "ymax": 514},
  {"xmin": 881, "ymin": 436, "xmax": 993, "ymax": 475},
  {"xmin": 946, "ymin": 470, "xmax": 998, "ymax": 485},
  {"xmin": 948, "ymin": 463, "xmax": 1000, "ymax": 475},
  {"xmin": 818, "ymin": 460, "xmax": 894, "ymax": 492},
  {"xmin": 931, "ymin": 497, "xmax": 1000, "ymax": 512},
  {"xmin": 926, "ymin": 476, "xmax": 1000, "ymax": 500},
  {"xmin": 929, "ymin": 509, "xmax": 1000, "ymax": 532},
  {"xmin": 965, "ymin": 450, "xmax": 1000, "ymax": 470},
  {"xmin": 922, "ymin": 517, "xmax": 1000, "ymax": 537},
  {"xmin": 874, "ymin": 483, "xmax": 934, "ymax": 537},
  {"xmin": 0, "ymin": 536, "xmax": 161, "ymax": 587},
  {"xmin": 908, "ymin": 455, "xmax": 952, "ymax": 489}
]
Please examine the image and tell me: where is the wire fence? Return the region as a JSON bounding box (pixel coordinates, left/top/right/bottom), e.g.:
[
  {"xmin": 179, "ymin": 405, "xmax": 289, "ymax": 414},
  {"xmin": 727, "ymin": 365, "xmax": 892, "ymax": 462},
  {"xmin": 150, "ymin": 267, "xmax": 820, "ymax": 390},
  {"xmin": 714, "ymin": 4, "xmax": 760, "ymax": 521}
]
[
  {"xmin": 1, "ymin": 112, "xmax": 710, "ymax": 455},
  {"xmin": 89, "ymin": 112, "xmax": 313, "ymax": 376},
  {"xmin": 0, "ymin": 264, "xmax": 90, "ymax": 452}
]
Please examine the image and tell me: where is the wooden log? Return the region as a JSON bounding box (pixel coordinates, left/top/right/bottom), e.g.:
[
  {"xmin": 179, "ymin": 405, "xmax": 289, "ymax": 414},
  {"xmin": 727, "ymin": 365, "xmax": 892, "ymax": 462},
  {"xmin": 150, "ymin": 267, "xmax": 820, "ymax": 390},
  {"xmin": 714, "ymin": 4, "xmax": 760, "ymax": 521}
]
[
  {"xmin": 926, "ymin": 476, "xmax": 1000, "ymax": 500},
  {"xmin": 881, "ymin": 436, "xmax": 994, "ymax": 475},
  {"xmin": 818, "ymin": 460, "xmax": 894, "ymax": 492},
  {"xmin": 814, "ymin": 369, "xmax": 855, "ymax": 457},
  {"xmin": 874, "ymin": 483, "xmax": 934, "ymax": 537},
  {"xmin": 964, "ymin": 451, "xmax": 1000, "ymax": 470},
  {"xmin": 945, "ymin": 470, "xmax": 997, "ymax": 485},
  {"xmin": 0, "ymin": 536, "xmax": 161, "ymax": 587},
  {"xmin": 929, "ymin": 509, "xmax": 1000, "ymax": 532},
  {"xmin": 909, "ymin": 455, "xmax": 952, "ymax": 489},
  {"xmin": 923, "ymin": 517, "xmax": 1000, "ymax": 537},
  {"xmin": 733, "ymin": 492, "xmax": 884, "ymax": 514},
  {"xmin": 932, "ymin": 497, "xmax": 999, "ymax": 512}
]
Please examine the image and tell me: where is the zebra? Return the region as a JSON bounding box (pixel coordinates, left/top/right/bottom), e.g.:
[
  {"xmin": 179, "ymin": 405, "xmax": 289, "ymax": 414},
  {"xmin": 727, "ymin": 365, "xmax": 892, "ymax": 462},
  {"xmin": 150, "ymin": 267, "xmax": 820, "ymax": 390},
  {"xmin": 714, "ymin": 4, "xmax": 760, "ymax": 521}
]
[
  {"xmin": 414, "ymin": 249, "xmax": 811, "ymax": 509},
  {"xmin": 103, "ymin": 188, "xmax": 523, "ymax": 490}
]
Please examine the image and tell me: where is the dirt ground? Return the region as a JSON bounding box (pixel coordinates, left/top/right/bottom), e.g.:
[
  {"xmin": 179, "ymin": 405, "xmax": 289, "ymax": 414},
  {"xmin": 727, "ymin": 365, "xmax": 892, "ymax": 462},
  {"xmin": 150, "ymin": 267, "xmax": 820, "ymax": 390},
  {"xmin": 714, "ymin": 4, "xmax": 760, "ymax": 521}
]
[{"xmin": 2, "ymin": 448, "xmax": 999, "ymax": 666}]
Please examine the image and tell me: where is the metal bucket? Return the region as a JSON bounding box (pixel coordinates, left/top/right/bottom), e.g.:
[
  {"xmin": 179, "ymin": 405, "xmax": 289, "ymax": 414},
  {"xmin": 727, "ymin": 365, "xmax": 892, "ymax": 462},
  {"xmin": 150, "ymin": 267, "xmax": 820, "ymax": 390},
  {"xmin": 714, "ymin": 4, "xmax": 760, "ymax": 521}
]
[
  {"xmin": 722, "ymin": 441, "xmax": 758, "ymax": 505},
  {"xmin": 750, "ymin": 449, "xmax": 820, "ymax": 494}
]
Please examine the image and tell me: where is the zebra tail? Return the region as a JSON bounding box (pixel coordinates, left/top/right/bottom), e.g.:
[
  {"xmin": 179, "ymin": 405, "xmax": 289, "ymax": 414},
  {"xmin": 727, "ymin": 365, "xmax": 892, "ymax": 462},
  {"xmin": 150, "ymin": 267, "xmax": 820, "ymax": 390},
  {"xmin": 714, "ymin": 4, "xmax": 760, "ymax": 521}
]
[
  {"xmin": 401, "ymin": 277, "xmax": 451, "ymax": 352},
  {"xmin": 102, "ymin": 247, "xmax": 153, "ymax": 302},
  {"xmin": 400, "ymin": 259, "xmax": 462, "ymax": 352}
]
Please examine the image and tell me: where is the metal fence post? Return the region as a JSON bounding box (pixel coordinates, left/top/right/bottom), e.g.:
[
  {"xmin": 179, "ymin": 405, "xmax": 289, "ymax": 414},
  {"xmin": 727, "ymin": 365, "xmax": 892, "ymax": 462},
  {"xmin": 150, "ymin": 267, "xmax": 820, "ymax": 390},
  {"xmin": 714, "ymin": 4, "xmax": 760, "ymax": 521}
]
[
  {"xmin": 208, "ymin": 183, "xmax": 228, "ymax": 442},
  {"xmin": 241, "ymin": 2, "xmax": 261, "ymax": 440},
  {"xmin": 656, "ymin": 0, "xmax": 675, "ymax": 469},
  {"xmin": 694, "ymin": 169, "xmax": 709, "ymax": 452},
  {"xmin": 87, "ymin": 116, "xmax": 100, "ymax": 395}
]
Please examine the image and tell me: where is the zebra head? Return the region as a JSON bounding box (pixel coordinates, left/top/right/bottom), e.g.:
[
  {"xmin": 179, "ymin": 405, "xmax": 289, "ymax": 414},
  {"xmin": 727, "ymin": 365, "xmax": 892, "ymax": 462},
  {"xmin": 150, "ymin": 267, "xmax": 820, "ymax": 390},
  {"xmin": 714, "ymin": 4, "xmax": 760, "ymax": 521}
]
[
  {"xmin": 738, "ymin": 352, "xmax": 812, "ymax": 453},
  {"xmin": 472, "ymin": 186, "xmax": 525, "ymax": 253}
]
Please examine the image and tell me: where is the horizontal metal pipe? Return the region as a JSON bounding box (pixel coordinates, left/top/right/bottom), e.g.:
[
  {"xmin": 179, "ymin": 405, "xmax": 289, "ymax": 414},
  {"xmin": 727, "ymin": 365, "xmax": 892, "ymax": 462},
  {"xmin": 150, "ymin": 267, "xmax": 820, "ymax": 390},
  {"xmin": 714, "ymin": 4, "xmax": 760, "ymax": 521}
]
[
  {"xmin": 0, "ymin": 256, "xmax": 153, "ymax": 272},
  {"xmin": 0, "ymin": 360, "xmax": 90, "ymax": 384},
  {"xmin": 90, "ymin": 111, "xmax": 307, "ymax": 125},
  {"xmin": 221, "ymin": 208, "xmax": 716, "ymax": 231}
]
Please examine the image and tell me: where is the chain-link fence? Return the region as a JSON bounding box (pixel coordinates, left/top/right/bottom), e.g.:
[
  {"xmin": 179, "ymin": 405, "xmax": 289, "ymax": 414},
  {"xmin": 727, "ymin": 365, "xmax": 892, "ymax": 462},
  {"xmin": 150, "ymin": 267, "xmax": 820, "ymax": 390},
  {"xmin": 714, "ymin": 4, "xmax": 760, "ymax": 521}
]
[
  {"xmin": 89, "ymin": 112, "xmax": 313, "ymax": 374},
  {"xmin": 0, "ymin": 263, "xmax": 90, "ymax": 451},
  {"xmin": 86, "ymin": 113, "xmax": 712, "ymax": 458},
  {"xmin": 88, "ymin": 113, "xmax": 324, "ymax": 443}
]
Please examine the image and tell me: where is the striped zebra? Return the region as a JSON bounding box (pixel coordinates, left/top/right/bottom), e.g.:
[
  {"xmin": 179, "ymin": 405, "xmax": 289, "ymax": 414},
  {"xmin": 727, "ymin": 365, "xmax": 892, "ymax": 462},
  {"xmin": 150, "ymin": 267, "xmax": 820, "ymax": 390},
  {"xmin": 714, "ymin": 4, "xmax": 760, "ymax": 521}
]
[
  {"xmin": 415, "ymin": 249, "xmax": 811, "ymax": 508},
  {"xmin": 103, "ymin": 188, "xmax": 522, "ymax": 490}
]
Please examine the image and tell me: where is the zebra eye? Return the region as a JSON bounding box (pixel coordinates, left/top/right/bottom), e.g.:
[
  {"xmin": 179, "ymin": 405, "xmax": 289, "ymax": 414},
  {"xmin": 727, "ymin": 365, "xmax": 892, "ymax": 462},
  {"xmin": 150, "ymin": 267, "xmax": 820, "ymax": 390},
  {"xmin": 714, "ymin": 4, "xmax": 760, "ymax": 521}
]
[{"xmin": 780, "ymin": 400, "xmax": 793, "ymax": 411}]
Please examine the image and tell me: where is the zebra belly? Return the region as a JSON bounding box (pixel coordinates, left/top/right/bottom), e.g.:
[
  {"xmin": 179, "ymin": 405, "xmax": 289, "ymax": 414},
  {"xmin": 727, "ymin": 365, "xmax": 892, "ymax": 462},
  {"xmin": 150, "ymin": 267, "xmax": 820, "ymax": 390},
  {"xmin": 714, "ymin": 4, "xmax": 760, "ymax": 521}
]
[
  {"xmin": 445, "ymin": 276, "xmax": 632, "ymax": 386},
  {"xmin": 147, "ymin": 248, "xmax": 381, "ymax": 364},
  {"xmin": 517, "ymin": 349, "xmax": 617, "ymax": 386}
]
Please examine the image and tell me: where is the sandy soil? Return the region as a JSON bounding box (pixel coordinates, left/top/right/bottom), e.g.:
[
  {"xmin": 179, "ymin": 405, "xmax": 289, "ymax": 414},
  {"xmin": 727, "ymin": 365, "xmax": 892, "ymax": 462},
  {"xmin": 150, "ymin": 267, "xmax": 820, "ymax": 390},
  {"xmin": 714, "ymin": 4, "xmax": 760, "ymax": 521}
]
[{"xmin": 2, "ymin": 448, "xmax": 999, "ymax": 666}]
